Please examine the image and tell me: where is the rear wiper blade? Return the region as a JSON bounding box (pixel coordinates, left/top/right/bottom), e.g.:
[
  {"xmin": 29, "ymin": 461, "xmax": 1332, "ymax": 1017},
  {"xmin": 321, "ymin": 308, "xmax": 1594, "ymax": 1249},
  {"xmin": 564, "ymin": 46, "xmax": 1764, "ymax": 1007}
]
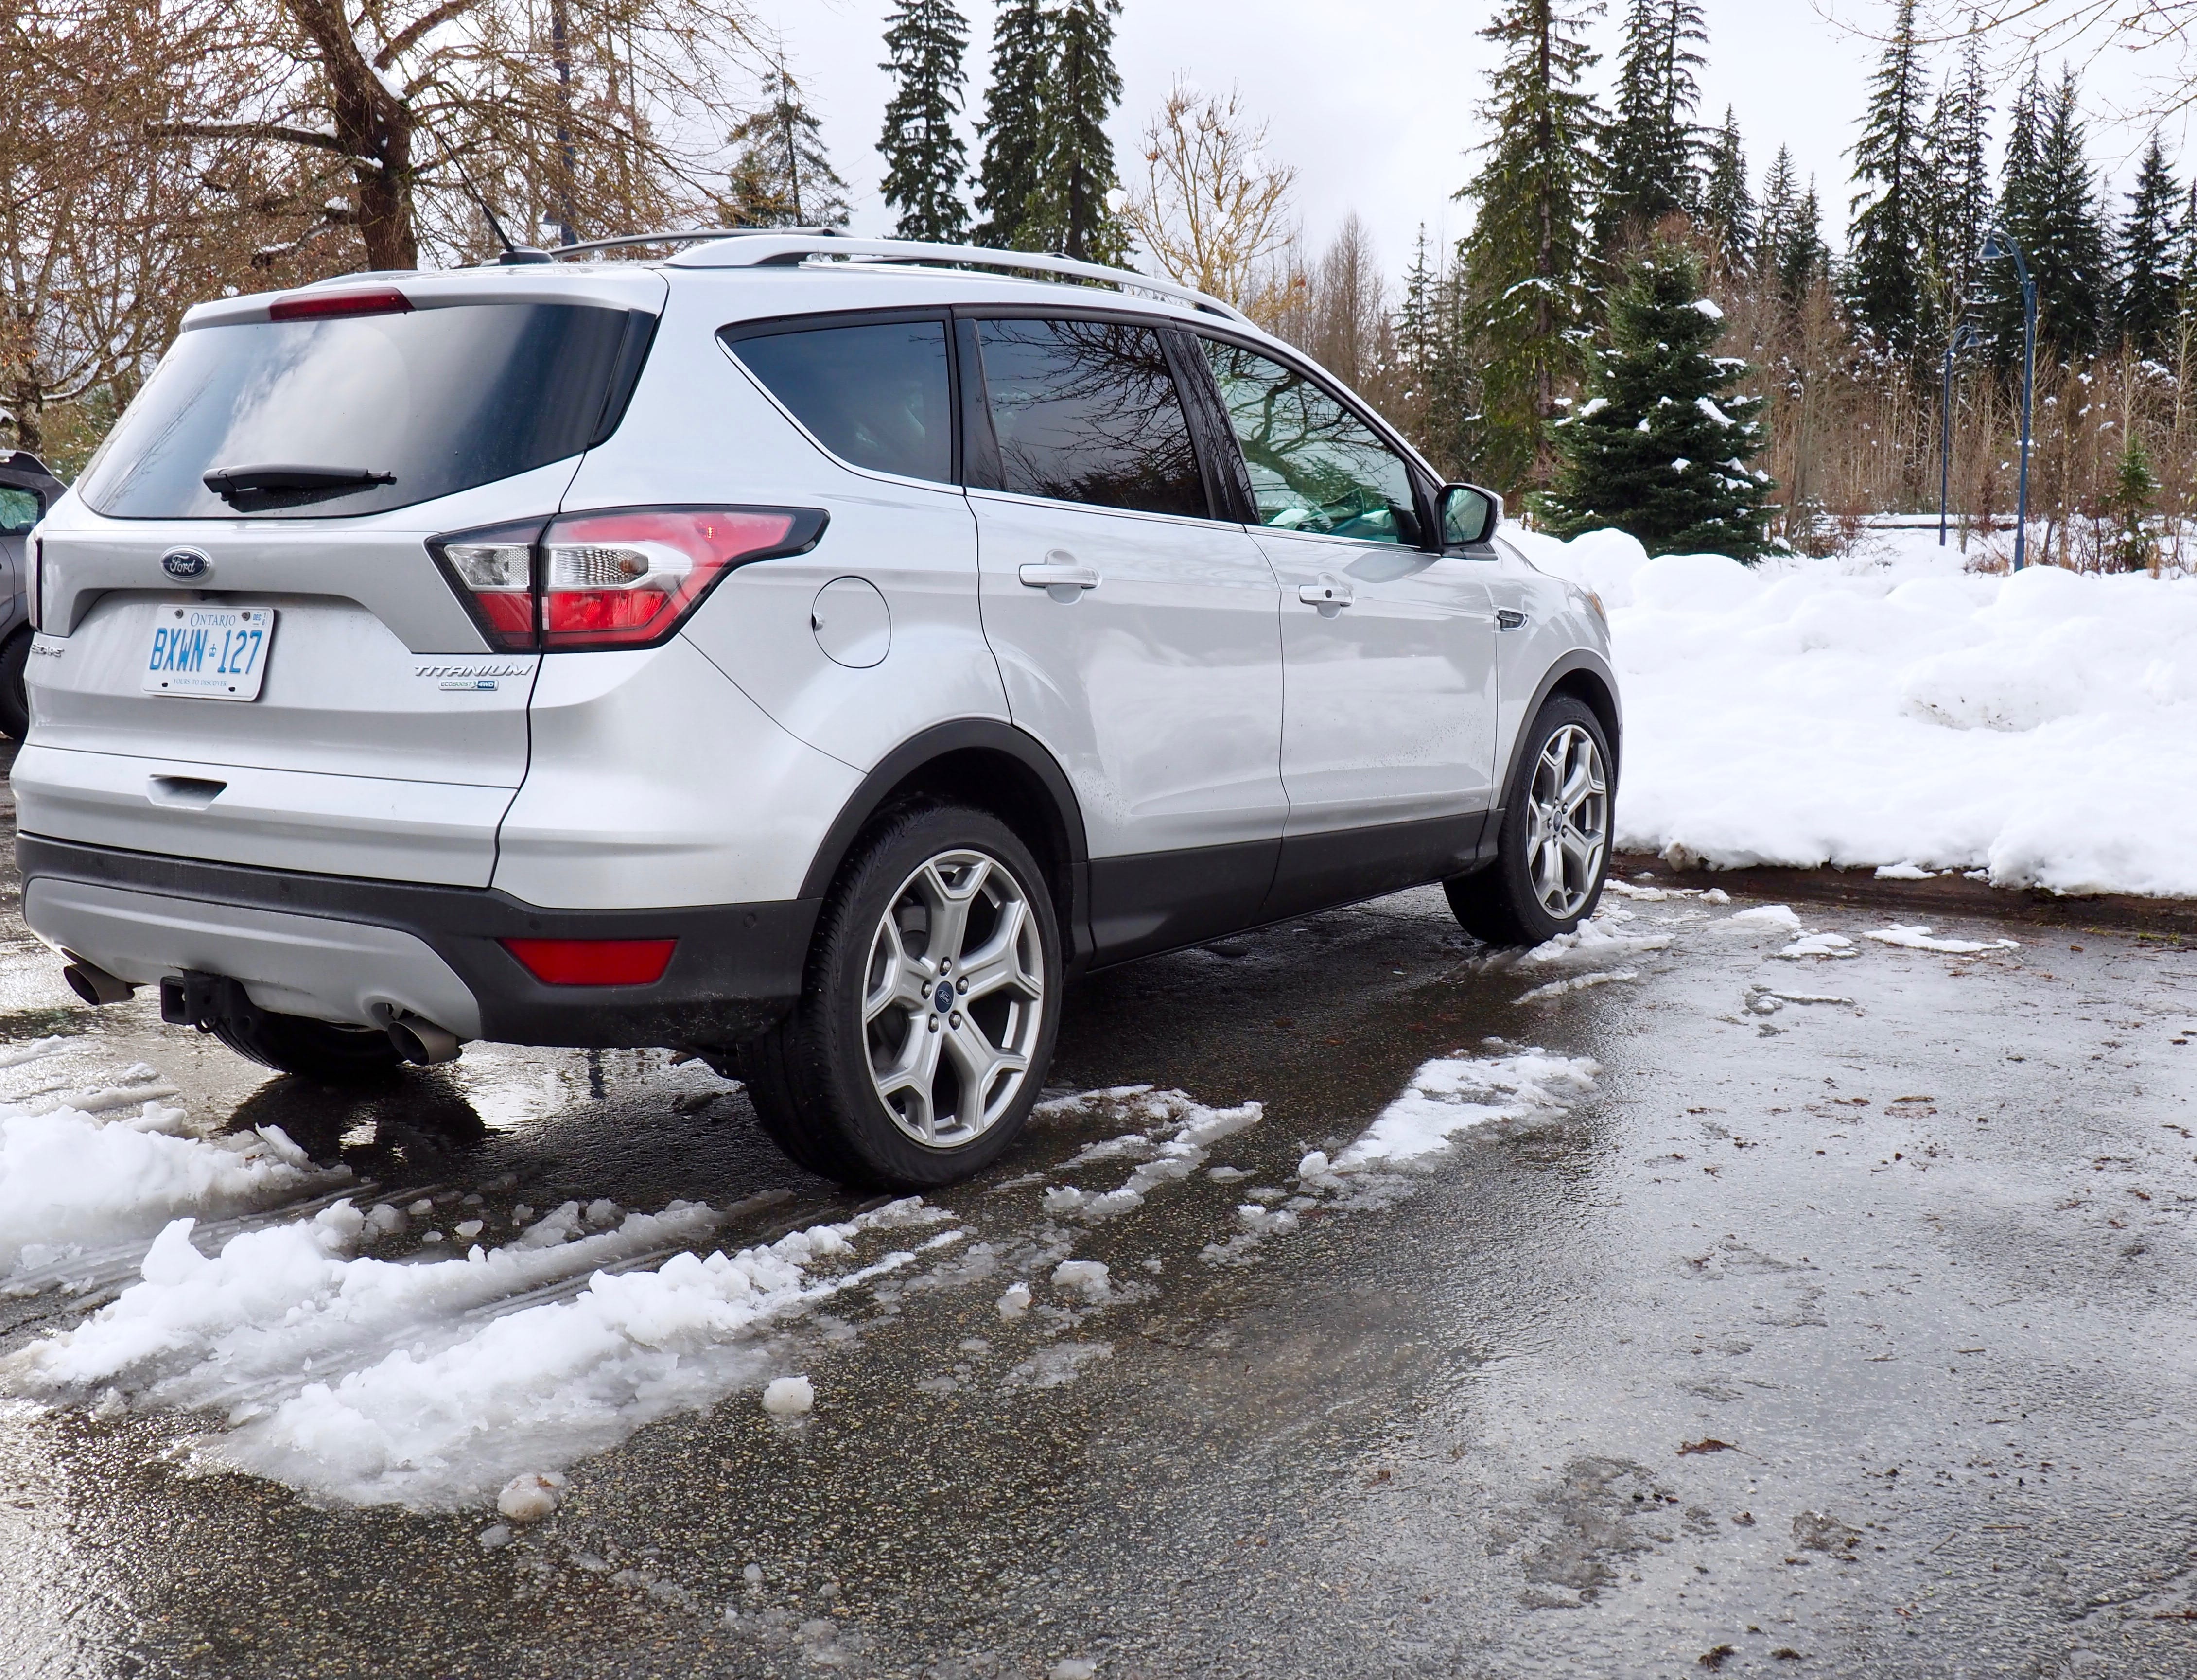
[{"xmin": 203, "ymin": 463, "xmax": 396, "ymax": 505}]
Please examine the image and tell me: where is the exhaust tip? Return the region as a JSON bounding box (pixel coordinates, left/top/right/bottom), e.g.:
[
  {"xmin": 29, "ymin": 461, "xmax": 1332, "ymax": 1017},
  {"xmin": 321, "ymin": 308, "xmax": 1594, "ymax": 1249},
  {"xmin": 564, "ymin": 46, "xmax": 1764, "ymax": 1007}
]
[
  {"xmin": 386, "ymin": 1015, "xmax": 462, "ymax": 1065},
  {"xmin": 62, "ymin": 960, "xmax": 134, "ymax": 1007}
]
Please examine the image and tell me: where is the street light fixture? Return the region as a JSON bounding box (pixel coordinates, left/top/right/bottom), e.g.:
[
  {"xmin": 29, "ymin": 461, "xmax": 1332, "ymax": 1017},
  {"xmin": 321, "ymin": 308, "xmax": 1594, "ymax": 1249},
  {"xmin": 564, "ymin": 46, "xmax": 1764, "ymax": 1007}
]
[
  {"xmin": 1979, "ymin": 230, "xmax": 2036, "ymax": 570},
  {"xmin": 1939, "ymin": 319, "xmax": 1983, "ymax": 547}
]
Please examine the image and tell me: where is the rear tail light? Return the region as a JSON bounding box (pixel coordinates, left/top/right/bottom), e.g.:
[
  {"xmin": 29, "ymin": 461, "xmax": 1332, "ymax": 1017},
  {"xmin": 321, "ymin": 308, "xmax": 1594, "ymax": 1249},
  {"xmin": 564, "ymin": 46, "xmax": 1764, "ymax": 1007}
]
[
  {"xmin": 25, "ymin": 532, "xmax": 41, "ymax": 632},
  {"xmin": 429, "ymin": 505, "xmax": 825, "ymax": 653},
  {"xmin": 501, "ymin": 937, "xmax": 677, "ymax": 986}
]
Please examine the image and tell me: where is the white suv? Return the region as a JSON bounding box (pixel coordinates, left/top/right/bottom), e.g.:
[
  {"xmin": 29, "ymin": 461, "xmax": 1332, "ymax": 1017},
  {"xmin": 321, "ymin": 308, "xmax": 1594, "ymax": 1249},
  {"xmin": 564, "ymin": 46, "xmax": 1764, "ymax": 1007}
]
[{"xmin": 15, "ymin": 233, "xmax": 1619, "ymax": 1188}]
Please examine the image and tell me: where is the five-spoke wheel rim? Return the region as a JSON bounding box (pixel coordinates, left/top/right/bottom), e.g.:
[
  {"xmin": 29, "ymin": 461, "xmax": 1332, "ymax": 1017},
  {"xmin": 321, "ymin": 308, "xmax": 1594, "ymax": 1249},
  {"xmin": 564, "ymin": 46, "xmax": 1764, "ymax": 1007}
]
[
  {"xmin": 1526, "ymin": 724, "xmax": 1608, "ymax": 920},
  {"xmin": 861, "ymin": 849, "xmax": 1046, "ymax": 1149}
]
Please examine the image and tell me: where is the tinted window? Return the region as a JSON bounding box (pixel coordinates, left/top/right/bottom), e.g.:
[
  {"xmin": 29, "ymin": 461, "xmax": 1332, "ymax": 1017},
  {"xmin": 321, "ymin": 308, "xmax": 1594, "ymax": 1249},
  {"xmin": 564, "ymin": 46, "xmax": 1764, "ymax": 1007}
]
[
  {"xmin": 975, "ymin": 318, "xmax": 1205, "ymax": 518},
  {"xmin": 80, "ymin": 303, "xmax": 641, "ymax": 519},
  {"xmin": 729, "ymin": 318, "xmax": 952, "ymax": 484},
  {"xmin": 0, "ymin": 488, "xmax": 39, "ymax": 534},
  {"xmin": 1202, "ymin": 339, "xmax": 1420, "ymax": 544}
]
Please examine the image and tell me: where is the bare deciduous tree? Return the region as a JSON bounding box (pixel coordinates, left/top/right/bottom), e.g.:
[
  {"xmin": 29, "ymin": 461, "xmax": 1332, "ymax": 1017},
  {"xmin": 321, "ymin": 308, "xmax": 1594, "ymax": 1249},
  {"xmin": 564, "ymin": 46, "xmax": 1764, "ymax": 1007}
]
[
  {"xmin": 147, "ymin": 0, "xmax": 763, "ymax": 272},
  {"xmin": 1122, "ymin": 79, "xmax": 1294, "ymax": 309}
]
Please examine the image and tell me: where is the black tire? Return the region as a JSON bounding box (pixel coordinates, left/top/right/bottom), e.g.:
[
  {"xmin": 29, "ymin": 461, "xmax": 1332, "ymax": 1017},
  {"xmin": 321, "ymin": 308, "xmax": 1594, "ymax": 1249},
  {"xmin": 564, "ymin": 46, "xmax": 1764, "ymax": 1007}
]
[
  {"xmin": 1447, "ymin": 694, "xmax": 1615, "ymax": 946},
  {"xmin": 739, "ymin": 801, "xmax": 1062, "ymax": 1190},
  {"xmin": 0, "ymin": 624, "xmax": 30, "ymax": 742},
  {"xmin": 211, "ymin": 1010, "xmax": 405, "ymax": 1085}
]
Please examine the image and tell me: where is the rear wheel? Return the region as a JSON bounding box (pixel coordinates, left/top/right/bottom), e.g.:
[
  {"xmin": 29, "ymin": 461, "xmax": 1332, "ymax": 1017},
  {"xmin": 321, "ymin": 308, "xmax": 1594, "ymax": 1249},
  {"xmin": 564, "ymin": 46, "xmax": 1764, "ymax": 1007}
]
[
  {"xmin": 0, "ymin": 625, "xmax": 30, "ymax": 741},
  {"xmin": 211, "ymin": 1011, "xmax": 405, "ymax": 1085},
  {"xmin": 739, "ymin": 802, "xmax": 1060, "ymax": 1190},
  {"xmin": 1447, "ymin": 695, "xmax": 1613, "ymax": 946}
]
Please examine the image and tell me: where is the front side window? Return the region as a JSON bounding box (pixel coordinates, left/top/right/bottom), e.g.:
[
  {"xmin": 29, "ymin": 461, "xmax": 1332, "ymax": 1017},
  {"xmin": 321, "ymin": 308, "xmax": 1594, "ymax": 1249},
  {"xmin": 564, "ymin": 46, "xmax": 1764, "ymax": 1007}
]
[
  {"xmin": 727, "ymin": 317, "xmax": 953, "ymax": 485},
  {"xmin": 80, "ymin": 303, "xmax": 643, "ymax": 519},
  {"xmin": 974, "ymin": 317, "xmax": 1206, "ymax": 519},
  {"xmin": 1202, "ymin": 339, "xmax": 1420, "ymax": 544}
]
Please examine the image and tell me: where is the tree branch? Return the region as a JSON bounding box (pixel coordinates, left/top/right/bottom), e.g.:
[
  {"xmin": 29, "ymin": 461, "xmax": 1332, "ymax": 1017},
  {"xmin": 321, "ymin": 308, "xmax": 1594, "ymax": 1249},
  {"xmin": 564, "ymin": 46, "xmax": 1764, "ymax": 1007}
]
[{"xmin": 146, "ymin": 119, "xmax": 354, "ymax": 157}]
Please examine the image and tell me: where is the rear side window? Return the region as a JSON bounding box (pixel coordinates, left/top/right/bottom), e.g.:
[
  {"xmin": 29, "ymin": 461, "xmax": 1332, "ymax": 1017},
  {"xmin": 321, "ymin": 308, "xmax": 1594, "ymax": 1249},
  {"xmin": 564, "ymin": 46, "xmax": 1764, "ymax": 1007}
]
[
  {"xmin": 973, "ymin": 318, "xmax": 1206, "ymax": 519},
  {"xmin": 0, "ymin": 488, "xmax": 39, "ymax": 533},
  {"xmin": 79, "ymin": 303, "xmax": 645, "ymax": 519},
  {"xmin": 726, "ymin": 318, "xmax": 953, "ymax": 485}
]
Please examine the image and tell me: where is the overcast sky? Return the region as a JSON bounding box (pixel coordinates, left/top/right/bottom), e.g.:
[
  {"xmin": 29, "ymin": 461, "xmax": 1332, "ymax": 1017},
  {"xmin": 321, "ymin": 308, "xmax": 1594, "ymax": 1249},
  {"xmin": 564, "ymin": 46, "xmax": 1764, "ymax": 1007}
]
[{"xmin": 762, "ymin": 0, "xmax": 2195, "ymax": 278}]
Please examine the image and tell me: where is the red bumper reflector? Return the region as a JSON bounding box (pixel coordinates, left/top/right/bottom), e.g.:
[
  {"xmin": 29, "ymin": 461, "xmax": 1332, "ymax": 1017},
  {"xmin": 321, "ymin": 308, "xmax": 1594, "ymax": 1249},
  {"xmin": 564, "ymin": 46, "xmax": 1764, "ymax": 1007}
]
[{"xmin": 500, "ymin": 937, "xmax": 677, "ymax": 987}]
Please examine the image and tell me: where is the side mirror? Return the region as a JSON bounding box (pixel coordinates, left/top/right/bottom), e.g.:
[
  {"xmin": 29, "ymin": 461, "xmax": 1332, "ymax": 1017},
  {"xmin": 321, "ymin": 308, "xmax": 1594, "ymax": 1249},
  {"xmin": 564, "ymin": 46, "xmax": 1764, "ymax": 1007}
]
[{"xmin": 1438, "ymin": 483, "xmax": 1502, "ymax": 548}]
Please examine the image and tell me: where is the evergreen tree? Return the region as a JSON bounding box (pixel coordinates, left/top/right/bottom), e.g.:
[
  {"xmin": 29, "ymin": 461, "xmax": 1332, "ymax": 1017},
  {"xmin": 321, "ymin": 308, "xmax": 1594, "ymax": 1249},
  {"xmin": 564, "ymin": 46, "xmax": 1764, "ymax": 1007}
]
[
  {"xmin": 2107, "ymin": 436, "xmax": 2160, "ymax": 569},
  {"xmin": 1986, "ymin": 66, "xmax": 2109, "ymax": 359},
  {"xmin": 1779, "ymin": 175, "xmax": 1829, "ymax": 305},
  {"xmin": 724, "ymin": 62, "xmax": 851, "ymax": 228},
  {"xmin": 1922, "ymin": 17, "xmax": 1993, "ymax": 312},
  {"xmin": 1595, "ymin": 0, "xmax": 1706, "ymax": 249},
  {"xmin": 974, "ymin": 0, "xmax": 1047, "ymax": 247},
  {"xmin": 1537, "ymin": 240, "xmax": 1775, "ymax": 557},
  {"xmin": 1845, "ymin": 0, "xmax": 1932, "ymax": 359},
  {"xmin": 1756, "ymin": 144, "xmax": 1798, "ymax": 285},
  {"xmin": 1700, "ymin": 105, "xmax": 1753, "ymax": 271},
  {"xmin": 1023, "ymin": 0, "xmax": 1128, "ymax": 262},
  {"xmin": 879, "ymin": 0, "xmax": 971, "ymax": 242},
  {"xmin": 2117, "ymin": 134, "xmax": 2180, "ymax": 360},
  {"xmin": 1455, "ymin": 0, "xmax": 1604, "ymax": 490}
]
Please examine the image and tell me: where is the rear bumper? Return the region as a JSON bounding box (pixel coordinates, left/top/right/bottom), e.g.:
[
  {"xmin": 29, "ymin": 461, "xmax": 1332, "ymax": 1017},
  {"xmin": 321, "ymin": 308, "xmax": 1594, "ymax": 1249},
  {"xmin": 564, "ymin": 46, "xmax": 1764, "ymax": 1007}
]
[{"xmin": 16, "ymin": 834, "xmax": 817, "ymax": 1049}]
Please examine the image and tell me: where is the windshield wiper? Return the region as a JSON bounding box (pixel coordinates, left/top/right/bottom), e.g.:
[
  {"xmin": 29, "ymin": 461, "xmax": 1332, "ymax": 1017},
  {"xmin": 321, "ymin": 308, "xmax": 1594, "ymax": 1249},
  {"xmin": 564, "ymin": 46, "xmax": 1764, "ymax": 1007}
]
[{"xmin": 203, "ymin": 463, "xmax": 396, "ymax": 506}]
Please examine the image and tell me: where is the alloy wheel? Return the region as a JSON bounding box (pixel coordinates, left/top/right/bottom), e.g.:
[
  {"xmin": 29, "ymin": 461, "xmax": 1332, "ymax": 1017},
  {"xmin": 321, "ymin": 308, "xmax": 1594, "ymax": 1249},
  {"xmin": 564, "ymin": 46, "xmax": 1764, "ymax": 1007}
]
[
  {"xmin": 861, "ymin": 848, "xmax": 1046, "ymax": 1148},
  {"xmin": 1526, "ymin": 723, "xmax": 1608, "ymax": 920}
]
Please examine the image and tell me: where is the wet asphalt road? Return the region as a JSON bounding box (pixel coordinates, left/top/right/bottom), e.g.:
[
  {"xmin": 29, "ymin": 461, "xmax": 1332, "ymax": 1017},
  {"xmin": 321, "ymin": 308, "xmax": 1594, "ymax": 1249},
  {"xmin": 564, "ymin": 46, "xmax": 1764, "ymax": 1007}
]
[{"xmin": 2, "ymin": 788, "xmax": 2197, "ymax": 1678}]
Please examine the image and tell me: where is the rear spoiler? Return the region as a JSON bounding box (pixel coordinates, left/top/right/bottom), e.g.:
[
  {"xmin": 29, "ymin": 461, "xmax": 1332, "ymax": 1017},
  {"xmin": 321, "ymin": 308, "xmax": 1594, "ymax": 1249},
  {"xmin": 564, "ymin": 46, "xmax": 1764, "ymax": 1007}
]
[{"xmin": 0, "ymin": 450, "xmax": 63, "ymax": 497}]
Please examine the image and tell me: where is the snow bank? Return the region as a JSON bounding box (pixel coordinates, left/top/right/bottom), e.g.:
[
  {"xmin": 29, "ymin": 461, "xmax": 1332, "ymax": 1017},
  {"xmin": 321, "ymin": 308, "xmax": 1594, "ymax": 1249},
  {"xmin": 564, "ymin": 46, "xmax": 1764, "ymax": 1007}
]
[
  {"xmin": 1512, "ymin": 525, "xmax": 2197, "ymax": 897},
  {"xmin": 0, "ymin": 1098, "xmax": 328, "ymax": 1276}
]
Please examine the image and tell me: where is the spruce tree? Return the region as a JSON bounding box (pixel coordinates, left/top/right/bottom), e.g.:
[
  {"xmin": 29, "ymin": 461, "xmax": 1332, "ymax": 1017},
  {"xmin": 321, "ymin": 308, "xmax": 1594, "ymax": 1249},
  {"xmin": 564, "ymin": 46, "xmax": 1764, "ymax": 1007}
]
[
  {"xmin": 1923, "ymin": 18, "xmax": 1993, "ymax": 311},
  {"xmin": 1986, "ymin": 66, "xmax": 2110, "ymax": 358},
  {"xmin": 1537, "ymin": 240, "xmax": 1775, "ymax": 559},
  {"xmin": 1845, "ymin": 0, "xmax": 1932, "ymax": 360},
  {"xmin": 2108, "ymin": 436, "xmax": 2159, "ymax": 570},
  {"xmin": 974, "ymin": 0, "xmax": 1047, "ymax": 248},
  {"xmin": 879, "ymin": 0, "xmax": 971, "ymax": 242},
  {"xmin": 1455, "ymin": 0, "xmax": 1604, "ymax": 490},
  {"xmin": 1700, "ymin": 106, "xmax": 1753, "ymax": 272},
  {"xmin": 2117, "ymin": 134, "xmax": 2180, "ymax": 360},
  {"xmin": 1023, "ymin": 0, "xmax": 1128, "ymax": 262},
  {"xmin": 1756, "ymin": 144, "xmax": 1798, "ymax": 287},
  {"xmin": 1779, "ymin": 175, "xmax": 1829, "ymax": 305},
  {"xmin": 724, "ymin": 63, "xmax": 852, "ymax": 228},
  {"xmin": 1596, "ymin": 0, "xmax": 1706, "ymax": 249}
]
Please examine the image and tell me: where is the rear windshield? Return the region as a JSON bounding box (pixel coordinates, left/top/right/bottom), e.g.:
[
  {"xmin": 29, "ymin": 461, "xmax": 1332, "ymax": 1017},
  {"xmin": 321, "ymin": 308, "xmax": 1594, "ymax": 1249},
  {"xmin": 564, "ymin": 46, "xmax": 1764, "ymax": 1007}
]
[{"xmin": 80, "ymin": 302, "xmax": 645, "ymax": 519}]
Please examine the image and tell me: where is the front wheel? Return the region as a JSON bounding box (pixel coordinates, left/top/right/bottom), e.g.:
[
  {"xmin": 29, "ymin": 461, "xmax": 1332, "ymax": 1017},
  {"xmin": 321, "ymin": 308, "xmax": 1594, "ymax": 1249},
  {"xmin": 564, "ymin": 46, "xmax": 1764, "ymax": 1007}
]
[
  {"xmin": 1447, "ymin": 695, "xmax": 1614, "ymax": 946},
  {"xmin": 739, "ymin": 803, "xmax": 1062, "ymax": 1190}
]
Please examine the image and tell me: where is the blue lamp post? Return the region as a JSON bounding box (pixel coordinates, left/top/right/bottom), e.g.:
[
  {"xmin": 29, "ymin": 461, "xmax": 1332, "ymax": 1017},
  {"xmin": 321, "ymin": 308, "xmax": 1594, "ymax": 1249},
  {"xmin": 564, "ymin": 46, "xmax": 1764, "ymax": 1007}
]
[
  {"xmin": 1939, "ymin": 319, "xmax": 1982, "ymax": 547},
  {"xmin": 1979, "ymin": 230, "xmax": 2036, "ymax": 570}
]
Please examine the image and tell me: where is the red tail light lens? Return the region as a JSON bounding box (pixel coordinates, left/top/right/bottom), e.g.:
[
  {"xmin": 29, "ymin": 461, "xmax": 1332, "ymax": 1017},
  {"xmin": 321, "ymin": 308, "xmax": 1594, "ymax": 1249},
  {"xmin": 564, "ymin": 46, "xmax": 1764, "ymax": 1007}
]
[
  {"xmin": 429, "ymin": 506, "xmax": 826, "ymax": 654},
  {"xmin": 269, "ymin": 286, "xmax": 414, "ymax": 322},
  {"xmin": 501, "ymin": 937, "xmax": 677, "ymax": 986}
]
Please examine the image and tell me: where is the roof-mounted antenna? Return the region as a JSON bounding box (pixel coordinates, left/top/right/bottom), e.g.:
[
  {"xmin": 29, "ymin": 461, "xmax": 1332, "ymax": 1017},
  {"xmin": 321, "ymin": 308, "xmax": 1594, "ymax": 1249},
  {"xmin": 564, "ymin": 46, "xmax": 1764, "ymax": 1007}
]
[{"xmin": 450, "ymin": 156, "xmax": 551, "ymax": 266}]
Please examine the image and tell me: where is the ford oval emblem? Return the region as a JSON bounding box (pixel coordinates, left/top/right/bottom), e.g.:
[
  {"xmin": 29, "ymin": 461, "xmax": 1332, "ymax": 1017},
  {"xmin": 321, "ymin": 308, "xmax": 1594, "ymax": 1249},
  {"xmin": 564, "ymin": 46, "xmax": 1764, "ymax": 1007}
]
[{"xmin": 161, "ymin": 548, "xmax": 211, "ymax": 581}]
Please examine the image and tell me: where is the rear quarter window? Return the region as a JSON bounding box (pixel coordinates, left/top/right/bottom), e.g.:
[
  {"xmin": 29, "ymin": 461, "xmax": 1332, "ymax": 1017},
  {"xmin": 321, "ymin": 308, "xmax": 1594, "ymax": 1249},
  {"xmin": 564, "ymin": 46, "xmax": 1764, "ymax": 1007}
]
[
  {"xmin": 80, "ymin": 302, "xmax": 649, "ymax": 519},
  {"xmin": 723, "ymin": 317, "xmax": 954, "ymax": 485}
]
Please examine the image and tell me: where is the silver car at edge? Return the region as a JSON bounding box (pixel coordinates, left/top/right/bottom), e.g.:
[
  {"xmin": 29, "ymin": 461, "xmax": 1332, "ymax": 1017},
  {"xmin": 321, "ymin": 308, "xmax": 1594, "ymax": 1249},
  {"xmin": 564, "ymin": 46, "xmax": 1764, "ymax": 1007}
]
[{"xmin": 14, "ymin": 233, "xmax": 1620, "ymax": 1189}]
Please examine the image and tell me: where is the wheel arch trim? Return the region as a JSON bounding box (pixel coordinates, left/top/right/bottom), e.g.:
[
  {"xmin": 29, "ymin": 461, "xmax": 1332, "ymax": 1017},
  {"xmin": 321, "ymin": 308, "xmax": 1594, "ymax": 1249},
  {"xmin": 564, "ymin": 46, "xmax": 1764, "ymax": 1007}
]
[
  {"xmin": 797, "ymin": 719, "xmax": 1094, "ymax": 962},
  {"xmin": 1499, "ymin": 652, "xmax": 1622, "ymax": 808}
]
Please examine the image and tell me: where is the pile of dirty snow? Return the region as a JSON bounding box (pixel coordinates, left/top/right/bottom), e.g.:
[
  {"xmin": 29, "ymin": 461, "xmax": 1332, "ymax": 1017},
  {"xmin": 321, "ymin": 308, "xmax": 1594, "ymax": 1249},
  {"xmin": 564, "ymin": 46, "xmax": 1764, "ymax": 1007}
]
[{"xmin": 1511, "ymin": 524, "xmax": 2197, "ymax": 898}]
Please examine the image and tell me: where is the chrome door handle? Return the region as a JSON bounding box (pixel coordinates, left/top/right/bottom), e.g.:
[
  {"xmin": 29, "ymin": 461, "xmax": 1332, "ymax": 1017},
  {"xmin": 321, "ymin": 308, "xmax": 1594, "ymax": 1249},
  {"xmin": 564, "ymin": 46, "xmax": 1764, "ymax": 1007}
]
[
  {"xmin": 1018, "ymin": 561, "xmax": 1100, "ymax": 591},
  {"xmin": 1299, "ymin": 577, "xmax": 1353, "ymax": 615}
]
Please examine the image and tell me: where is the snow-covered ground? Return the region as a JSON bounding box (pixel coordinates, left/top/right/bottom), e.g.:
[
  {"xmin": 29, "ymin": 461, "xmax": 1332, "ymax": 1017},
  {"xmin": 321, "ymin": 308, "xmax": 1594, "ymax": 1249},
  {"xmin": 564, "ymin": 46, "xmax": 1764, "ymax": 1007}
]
[{"xmin": 1514, "ymin": 523, "xmax": 2197, "ymax": 899}]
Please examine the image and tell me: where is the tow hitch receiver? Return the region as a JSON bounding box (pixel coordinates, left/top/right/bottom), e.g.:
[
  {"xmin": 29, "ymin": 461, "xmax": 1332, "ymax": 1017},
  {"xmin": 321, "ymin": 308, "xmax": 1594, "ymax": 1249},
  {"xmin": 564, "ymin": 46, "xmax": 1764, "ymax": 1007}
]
[{"xmin": 159, "ymin": 970, "xmax": 258, "ymax": 1033}]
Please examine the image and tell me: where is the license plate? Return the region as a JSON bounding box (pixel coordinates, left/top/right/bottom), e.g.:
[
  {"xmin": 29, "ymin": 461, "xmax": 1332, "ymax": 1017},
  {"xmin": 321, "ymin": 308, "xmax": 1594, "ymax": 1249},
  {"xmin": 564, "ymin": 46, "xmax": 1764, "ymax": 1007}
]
[{"xmin": 141, "ymin": 605, "xmax": 275, "ymax": 700}]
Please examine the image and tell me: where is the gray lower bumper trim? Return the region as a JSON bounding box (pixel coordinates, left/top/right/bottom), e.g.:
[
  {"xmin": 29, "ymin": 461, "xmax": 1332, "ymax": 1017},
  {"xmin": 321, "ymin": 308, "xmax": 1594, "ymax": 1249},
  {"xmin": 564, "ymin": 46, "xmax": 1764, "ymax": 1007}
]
[{"xmin": 24, "ymin": 877, "xmax": 484, "ymax": 1038}]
